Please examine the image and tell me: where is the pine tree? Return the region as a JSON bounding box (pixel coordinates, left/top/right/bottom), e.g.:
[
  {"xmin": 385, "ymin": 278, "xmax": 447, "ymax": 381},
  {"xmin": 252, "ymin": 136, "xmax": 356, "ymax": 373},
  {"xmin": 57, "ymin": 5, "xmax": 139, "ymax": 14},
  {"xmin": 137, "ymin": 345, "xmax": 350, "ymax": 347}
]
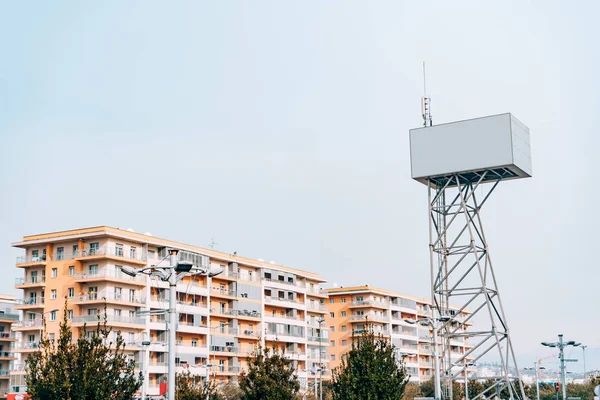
[
  {"xmin": 238, "ymin": 341, "xmax": 300, "ymax": 400},
  {"xmin": 26, "ymin": 300, "xmax": 142, "ymax": 400},
  {"xmin": 175, "ymin": 369, "xmax": 219, "ymax": 400},
  {"xmin": 332, "ymin": 325, "xmax": 408, "ymax": 400}
]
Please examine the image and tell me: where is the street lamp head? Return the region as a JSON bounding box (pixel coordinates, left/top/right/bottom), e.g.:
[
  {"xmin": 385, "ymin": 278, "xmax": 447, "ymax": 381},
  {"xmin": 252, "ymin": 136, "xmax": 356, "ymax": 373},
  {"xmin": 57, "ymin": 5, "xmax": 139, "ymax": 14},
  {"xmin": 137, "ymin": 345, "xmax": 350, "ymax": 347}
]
[
  {"xmin": 175, "ymin": 261, "xmax": 194, "ymax": 273},
  {"xmin": 403, "ymin": 318, "xmax": 416, "ymax": 325},
  {"xmin": 541, "ymin": 342, "xmax": 556, "ymax": 348},
  {"xmin": 120, "ymin": 266, "xmax": 139, "ymax": 277},
  {"xmin": 207, "ymin": 265, "xmax": 225, "ymax": 277},
  {"xmin": 438, "ymin": 316, "xmax": 451, "ymax": 323},
  {"xmin": 539, "ymin": 366, "xmax": 546, "ymax": 370}
]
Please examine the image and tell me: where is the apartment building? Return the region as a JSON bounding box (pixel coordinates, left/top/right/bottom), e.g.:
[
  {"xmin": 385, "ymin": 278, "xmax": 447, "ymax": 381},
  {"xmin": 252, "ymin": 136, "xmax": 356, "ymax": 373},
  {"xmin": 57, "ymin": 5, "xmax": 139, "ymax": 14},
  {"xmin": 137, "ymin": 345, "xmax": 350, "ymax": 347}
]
[
  {"xmin": 0, "ymin": 295, "xmax": 17, "ymax": 399},
  {"xmin": 11, "ymin": 226, "xmax": 329, "ymax": 397},
  {"xmin": 325, "ymin": 286, "xmax": 473, "ymax": 384}
]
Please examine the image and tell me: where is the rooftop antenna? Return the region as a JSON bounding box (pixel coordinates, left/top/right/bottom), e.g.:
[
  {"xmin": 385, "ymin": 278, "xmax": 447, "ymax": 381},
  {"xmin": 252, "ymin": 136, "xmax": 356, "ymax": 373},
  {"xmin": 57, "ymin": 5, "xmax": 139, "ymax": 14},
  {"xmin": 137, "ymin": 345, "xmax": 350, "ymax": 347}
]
[
  {"xmin": 209, "ymin": 238, "xmax": 219, "ymax": 250},
  {"xmin": 421, "ymin": 61, "xmax": 432, "ymax": 127}
]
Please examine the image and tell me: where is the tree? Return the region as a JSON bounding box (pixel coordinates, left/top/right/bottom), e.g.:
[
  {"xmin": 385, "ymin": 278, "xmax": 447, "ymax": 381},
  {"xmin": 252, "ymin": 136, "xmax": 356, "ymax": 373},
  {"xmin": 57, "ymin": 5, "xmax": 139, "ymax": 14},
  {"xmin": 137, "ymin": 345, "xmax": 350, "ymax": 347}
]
[
  {"xmin": 332, "ymin": 326, "xmax": 408, "ymax": 400},
  {"xmin": 219, "ymin": 381, "xmax": 243, "ymax": 400},
  {"xmin": 176, "ymin": 369, "xmax": 219, "ymax": 400},
  {"xmin": 403, "ymin": 382, "xmax": 422, "ymax": 400},
  {"xmin": 26, "ymin": 300, "xmax": 142, "ymax": 400},
  {"xmin": 238, "ymin": 341, "xmax": 300, "ymax": 400}
]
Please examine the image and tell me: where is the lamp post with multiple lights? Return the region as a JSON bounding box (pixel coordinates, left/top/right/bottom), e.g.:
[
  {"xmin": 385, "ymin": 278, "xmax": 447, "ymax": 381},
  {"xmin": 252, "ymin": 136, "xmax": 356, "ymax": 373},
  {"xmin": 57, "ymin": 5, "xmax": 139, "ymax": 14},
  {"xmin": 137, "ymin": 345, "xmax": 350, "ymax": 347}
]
[
  {"xmin": 121, "ymin": 249, "xmax": 223, "ymax": 400},
  {"xmin": 404, "ymin": 316, "xmax": 450, "ymax": 400},
  {"xmin": 524, "ymin": 362, "xmax": 546, "ymax": 400},
  {"xmin": 541, "ymin": 334, "xmax": 581, "ymax": 400}
]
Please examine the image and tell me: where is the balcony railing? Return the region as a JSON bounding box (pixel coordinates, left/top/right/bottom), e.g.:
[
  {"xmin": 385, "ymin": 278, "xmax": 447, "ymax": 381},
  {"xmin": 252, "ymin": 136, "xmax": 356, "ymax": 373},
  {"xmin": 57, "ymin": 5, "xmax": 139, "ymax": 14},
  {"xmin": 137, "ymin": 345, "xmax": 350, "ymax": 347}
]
[
  {"xmin": 74, "ymin": 270, "xmax": 146, "ymax": 283},
  {"xmin": 76, "ymin": 247, "xmax": 146, "ymax": 262},
  {"xmin": 0, "ymin": 351, "xmax": 14, "ymax": 358},
  {"xmin": 212, "ymin": 327, "xmax": 239, "ymax": 336},
  {"xmin": 211, "ymin": 287, "xmax": 237, "ymax": 297},
  {"xmin": 350, "ymin": 313, "xmax": 388, "ymax": 321},
  {"xmin": 307, "ymin": 304, "xmax": 327, "ymax": 312},
  {"xmin": 178, "ymin": 320, "xmax": 207, "ymax": 329},
  {"xmin": 210, "ymin": 345, "xmax": 238, "ymax": 353},
  {"xmin": 265, "ymin": 296, "xmax": 300, "ymax": 305},
  {"xmin": 0, "ymin": 332, "xmax": 17, "ymax": 340},
  {"xmin": 16, "ymin": 255, "xmax": 47, "ymax": 264},
  {"xmin": 12, "ymin": 319, "xmax": 43, "ymax": 329},
  {"xmin": 0, "ymin": 312, "xmax": 20, "ymax": 321},
  {"xmin": 15, "ymin": 277, "xmax": 46, "ymax": 286},
  {"xmin": 307, "ymin": 336, "xmax": 328, "ymax": 343},
  {"xmin": 76, "ymin": 292, "xmax": 145, "ymax": 305},
  {"xmin": 350, "ymin": 299, "xmax": 390, "ymax": 307},
  {"xmin": 11, "ymin": 342, "xmax": 40, "ymax": 350},
  {"xmin": 262, "ymin": 277, "xmax": 305, "ymax": 288},
  {"xmin": 72, "ymin": 315, "xmax": 145, "ymax": 325},
  {"xmin": 15, "ymin": 298, "xmax": 45, "ymax": 306}
]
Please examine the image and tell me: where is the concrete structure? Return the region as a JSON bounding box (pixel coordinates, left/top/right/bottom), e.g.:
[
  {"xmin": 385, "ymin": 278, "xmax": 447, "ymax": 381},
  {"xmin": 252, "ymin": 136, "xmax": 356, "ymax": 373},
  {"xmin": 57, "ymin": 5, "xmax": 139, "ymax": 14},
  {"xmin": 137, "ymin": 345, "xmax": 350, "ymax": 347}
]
[
  {"xmin": 325, "ymin": 286, "xmax": 474, "ymax": 384},
  {"xmin": 10, "ymin": 226, "xmax": 329, "ymax": 397},
  {"xmin": 0, "ymin": 295, "xmax": 17, "ymax": 399}
]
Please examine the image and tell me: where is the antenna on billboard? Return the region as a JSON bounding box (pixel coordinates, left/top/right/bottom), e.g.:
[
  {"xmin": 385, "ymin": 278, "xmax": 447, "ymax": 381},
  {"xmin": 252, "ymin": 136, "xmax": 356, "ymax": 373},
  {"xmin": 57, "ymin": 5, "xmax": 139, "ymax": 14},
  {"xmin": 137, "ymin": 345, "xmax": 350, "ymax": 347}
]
[{"xmin": 421, "ymin": 62, "xmax": 432, "ymax": 127}]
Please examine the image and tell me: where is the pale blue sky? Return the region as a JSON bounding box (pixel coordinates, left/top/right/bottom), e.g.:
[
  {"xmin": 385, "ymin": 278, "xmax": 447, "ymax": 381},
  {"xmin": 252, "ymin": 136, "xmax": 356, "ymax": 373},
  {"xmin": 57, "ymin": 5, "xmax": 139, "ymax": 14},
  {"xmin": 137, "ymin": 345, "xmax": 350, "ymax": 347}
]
[{"xmin": 1, "ymin": 1, "xmax": 598, "ymax": 371}]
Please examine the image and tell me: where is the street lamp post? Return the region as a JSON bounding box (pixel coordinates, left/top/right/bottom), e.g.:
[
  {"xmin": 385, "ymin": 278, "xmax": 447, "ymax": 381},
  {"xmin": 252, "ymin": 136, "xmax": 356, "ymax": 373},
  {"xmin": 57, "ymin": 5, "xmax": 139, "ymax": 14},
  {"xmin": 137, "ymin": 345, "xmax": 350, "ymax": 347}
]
[
  {"xmin": 317, "ymin": 317, "xmax": 325, "ymax": 400},
  {"xmin": 542, "ymin": 334, "xmax": 581, "ymax": 400},
  {"xmin": 525, "ymin": 363, "xmax": 545, "ymax": 400},
  {"xmin": 581, "ymin": 345, "xmax": 587, "ymax": 381},
  {"xmin": 121, "ymin": 249, "xmax": 223, "ymax": 400},
  {"xmin": 405, "ymin": 316, "xmax": 449, "ymax": 400}
]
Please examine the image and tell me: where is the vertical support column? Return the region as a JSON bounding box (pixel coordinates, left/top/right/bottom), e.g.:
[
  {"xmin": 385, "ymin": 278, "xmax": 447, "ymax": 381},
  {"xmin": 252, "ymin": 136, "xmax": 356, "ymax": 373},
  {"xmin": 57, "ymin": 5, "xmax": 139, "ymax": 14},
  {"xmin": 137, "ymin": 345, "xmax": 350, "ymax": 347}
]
[{"xmin": 168, "ymin": 250, "xmax": 179, "ymax": 400}]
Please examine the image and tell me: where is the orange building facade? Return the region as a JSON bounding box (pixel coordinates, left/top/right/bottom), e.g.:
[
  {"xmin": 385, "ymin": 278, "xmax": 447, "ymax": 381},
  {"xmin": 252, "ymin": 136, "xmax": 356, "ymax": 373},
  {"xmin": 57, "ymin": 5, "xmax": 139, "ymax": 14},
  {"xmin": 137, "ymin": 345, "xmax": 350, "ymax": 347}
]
[
  {"xmin": 325, "ymin": 286, "xmax": 474, "ymax": 383},
  {"xmin": 10, "ymin": 226, "xmax": 329, "ymax": 397}
]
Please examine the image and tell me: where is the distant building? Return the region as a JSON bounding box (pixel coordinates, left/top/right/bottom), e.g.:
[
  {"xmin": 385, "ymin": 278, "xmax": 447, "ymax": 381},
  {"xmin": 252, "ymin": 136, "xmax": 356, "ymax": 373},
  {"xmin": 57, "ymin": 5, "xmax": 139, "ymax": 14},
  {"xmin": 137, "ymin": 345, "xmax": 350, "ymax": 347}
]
[{"xmin": 0, "ymin": 295, "xmax": 18, "ymax": 398}]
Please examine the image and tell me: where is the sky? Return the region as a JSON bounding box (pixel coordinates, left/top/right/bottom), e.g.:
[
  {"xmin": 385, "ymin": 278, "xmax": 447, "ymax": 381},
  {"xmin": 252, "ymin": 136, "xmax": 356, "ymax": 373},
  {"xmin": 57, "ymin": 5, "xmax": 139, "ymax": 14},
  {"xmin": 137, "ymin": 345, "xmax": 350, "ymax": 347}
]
[{"xmin": 1, "ymin": 1, "xmax": 599, "ymax": 373}]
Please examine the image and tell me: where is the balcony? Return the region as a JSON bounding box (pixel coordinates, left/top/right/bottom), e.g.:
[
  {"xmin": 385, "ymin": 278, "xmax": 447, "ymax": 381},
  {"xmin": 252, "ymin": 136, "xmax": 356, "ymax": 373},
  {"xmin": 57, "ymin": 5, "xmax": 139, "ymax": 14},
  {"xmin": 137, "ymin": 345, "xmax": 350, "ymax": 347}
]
[
  {"xmin": 210, "ymin": 287, "xmax": 237, "ymax": 298},
  {"xmin": 307, "ymin": 336, "xmax": 328, "ymax": 343},
  {"xmin": 349, "ymin": 299, "xmax": 390, "ymax": 308},
  {"xmin": 0, "ymin": 351, "xmax": 15, "ymax": 360},
  {"xmin": 15, "ymin": 297, "xmax": 45, "ymax": 309},
  {"xmin": 307, "ymin": 304, "xmax": 328, "ymax": 313},
  {"xmin": 74, "ymin": 270, "xmax": 146, "ymax": 286},
  {"xmin": 210, "ymin": 345, "xmax": 238, "ymax": 354},
  {"xmin": 11, "ymin": 342, "xmax": 40, "ymax": 352},
  {"xmin": 71, "ymin": 314, "xmax": 145, "ymax": 327},
  {"xmin": 0, "ymin": 311, "xmax": 19, "ymax": 323},
  {"xmin": 262, "ymin": 277, "xmax": 305, "ymax": 288},
  {"xmin": 211, "ymin": 327, "xmax": 239, "ymax": 336},
  {"xmin": 0, "ymin": 332, "xmax": 17, "ymax": 341},
  {"xmin": 265, "ymin": 296, "xmax": 304, "ymax": 307},
  {"xmin": 12, "ymin": 319, "xmax": 43, "ymax": 331},
  {"xmin": 16, "ymin": 255, "xmax": 47, "ymax": 267},
  {"xmin": 73, "ymin": 291, "xmax": 145, "ymax": 306},
  {"xmin": 15, "ymin": 276, "xmax": 46, "ymax": 288},
  {"xmin": 75, "ymin": 247, "xmax": 147, "ymax": 265},
  {"xmin": 349, "ymin": 313, "xmax": 389, "ymax": 322}
]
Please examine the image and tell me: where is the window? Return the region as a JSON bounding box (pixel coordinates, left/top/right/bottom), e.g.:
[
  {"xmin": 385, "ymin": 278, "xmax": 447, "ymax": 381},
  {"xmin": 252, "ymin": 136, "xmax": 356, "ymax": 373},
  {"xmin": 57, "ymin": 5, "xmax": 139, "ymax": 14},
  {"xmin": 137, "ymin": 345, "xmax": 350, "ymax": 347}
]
[
  {"xmin": 341, "ymin": 297, "xmax": 346, "ymax": 303},
  {"xmin": 68, "ymin": 310, "xmax": 73, "ymax": 320},
  {"xmin": 50, "ymin": 311, "xmax": 56, "ymax": 321},
  {"xmin": 177, "ymin": 336, "xmax": 183, "ymax": 345},
  {"xmin": 330, "ymin": 340, "xmax": 335, "ymax": 346},
  {"xmin": 56, "ymin": 247, "xmax": 64, "ymax": 260},
  {"xmin": 114, "ymin": 287, "xmax": 122, "ymax": 300},
  {"xmin": 32, "ymin": 250, "xmax": 39, "ymax": 258},
  {"xmin": 72, "ymin": 245, "xmax": 78, "ymax": 255},
  {"xmin": 89, "ymin": 264, "xmax": 98, "ymax": 275},
  {"xmin": 49, "ymin": 333, "xmax": 55, "ymax": 342},
  {"xmin": 129, "ymin": 311, "xmax": 135, "ymax": 318},
  {"xmin": 264, "ymin": 272, "xmax": 271, "ymax": 280},
  {"xmin": 89, "ymin": 242, "xmax": 99, "ymax": 255},
  {"xmin": 114, "ymin": 309, "xmax": 122, "ymax": 316},
  {"xmin": 342, "ymin": 354, "xmax": 347, "ymax": 361},
  {"xmin": 51, "ymin": 268, "xmax": 58, "ymax": 278},
  {"xmin": 115, "ymin": 244, "xmax": 123, "ymax": 257},
  {"xmin": 342, "ymin": 340, "xmax": 347, "ymax": 346},
  {"xmin": 329, "ymin": 298, "xmax": 334, "ymax": 304},
  {"xmin": 51, "ymin": 290, "xmax": 57, "ymax": 299},
  {"xmin": 28, "ymin": 335, "xmax": 35, "ymax": 343},
  {"xmin": 88, "ymin": 308, "xmax": 97, "ymax": 316},
  {"xmin": 329, "ymin": 312, "xmax": 334, "ymax": 318},
  {"xmin": 69, "ymin": 266, "xmax": 75, "ymax": 276},
  {"xmin": 331, "ymin": 354, "xmax": 336, "ymax": 361},
  {"xmin": 330, "ymin": 326, "xmax": 335, "ymax": 332},
  {"xmin": 341, "ymin": 311, "xmax": 347, "ymax": 317},
  {"xmin": 130, "ymin": 246, "xmax": 136, "ymax": 259},
  {"xmin": 148, "ymin": 249, "xmax": 155, "ymax": 259},
  {"xmin": 191, "ymin": 338, "xmax": 198, "ymax": 347},
  {"xmin": 341, "ymin": 325, "xmax": 347, "ymax": 332},
  {"xmin": 128, "ymin": 332, "xmax": 134, "ymax": 343}
]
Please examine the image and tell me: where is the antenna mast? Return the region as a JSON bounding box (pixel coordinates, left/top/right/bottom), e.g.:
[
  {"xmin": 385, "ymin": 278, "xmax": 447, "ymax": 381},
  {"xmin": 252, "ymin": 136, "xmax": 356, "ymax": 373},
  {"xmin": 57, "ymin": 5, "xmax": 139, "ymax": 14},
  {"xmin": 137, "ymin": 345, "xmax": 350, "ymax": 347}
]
[{"xmin": 421, "ymin": 62, "xmax": 432, "ymax": 127}]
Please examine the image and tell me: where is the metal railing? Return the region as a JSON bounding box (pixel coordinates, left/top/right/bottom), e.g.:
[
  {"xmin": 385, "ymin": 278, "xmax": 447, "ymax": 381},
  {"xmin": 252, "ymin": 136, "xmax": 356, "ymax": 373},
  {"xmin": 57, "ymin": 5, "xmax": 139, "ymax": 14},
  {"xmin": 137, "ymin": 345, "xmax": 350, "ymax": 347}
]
[
  {"xmin": 0, "ymin": 332, "xmax": 17, "ymax": 339},
  {"xmin": 350, "ymin": 299, "xmax": 390, "ymax": 307},
  {"xmin": 15, "ymin": 277, "xmax": 46, "ymax": 285},
  {"xmin": 265, "ymin": 296, "xmax": 300, "ymax": 304},
  {"xmin": 0, "ymin": 312, "xmax": 20, "ymax": 321},
  {"xmin": 74, "ymin": 270, "xmax": 146, "ymax": 283},
  {"xmin": 307, "ymin": 304, "xmax": 327, "ymax": 312},
  {"xmin": 16, "ymin": 255, "xmax": 47, "ymax": 264},
  {"xmin": 350, "ymin": 313, "xmax": 388, "ymax": 321},
  {"xmin": 262, "ymin": 277, "xmax": 305, "ymax": 288},
  {"xmin": 12, "ymin": 319, "xmax": 43, "ymax": 329},
  {"xmin": 211, "ymin": 287, "xmax": 237, "ymax": 297},
  {"xmin": 71, "ymin": 315, "xmax": 145, "ymax": 325},
  {"xmin": 210, "ymin": 345, "xmax": 238, "ymax": 353},
  {"xmin": 11, "ymin": 342, "xmax": 40, "ymax": 350},
  {"xmin": 76, "ymin": 247, "xmax": 146, "ymax": 262},
  {"xmin": 15, "ymin": 297, "xmax": 45, "ymax": 306},
  {"xmin": 0, "ymin": 351, "xmax": 14, "ymax": 358},
  {"xmin": 76, "ymin": 292, "xmax": 145, "ymax": 304}
]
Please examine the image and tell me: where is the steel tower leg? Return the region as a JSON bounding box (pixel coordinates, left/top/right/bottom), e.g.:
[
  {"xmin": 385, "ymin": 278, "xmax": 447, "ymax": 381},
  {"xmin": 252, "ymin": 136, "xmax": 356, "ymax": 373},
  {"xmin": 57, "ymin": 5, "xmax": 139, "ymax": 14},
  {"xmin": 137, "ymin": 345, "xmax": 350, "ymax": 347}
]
[{"xmin": 428, "ymin": 172, "xmax": 525, "ymax": 400}]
